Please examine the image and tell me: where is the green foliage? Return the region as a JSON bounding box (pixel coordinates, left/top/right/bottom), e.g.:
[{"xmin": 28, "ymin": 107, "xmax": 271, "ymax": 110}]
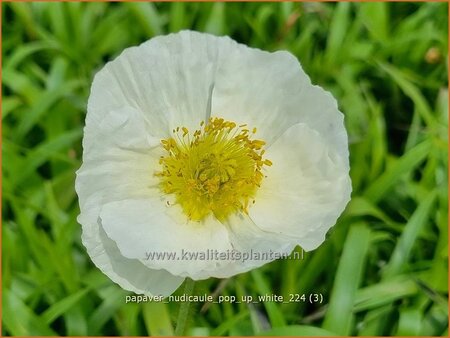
[{"xmin": 2, "ymin": 2, "xmax": 448, "ymax": 336}]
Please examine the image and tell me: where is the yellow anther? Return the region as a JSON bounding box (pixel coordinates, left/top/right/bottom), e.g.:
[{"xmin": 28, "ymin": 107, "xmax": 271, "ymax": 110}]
[{"xmin": 155, "ymin": 117, "xmax": 271, "ymax": 222}]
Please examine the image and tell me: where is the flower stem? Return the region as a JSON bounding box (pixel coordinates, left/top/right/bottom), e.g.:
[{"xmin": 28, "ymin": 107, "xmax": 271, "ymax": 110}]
[{"xmin": 174, "ymin": 278, "xmax": 195, "ymax": 336}]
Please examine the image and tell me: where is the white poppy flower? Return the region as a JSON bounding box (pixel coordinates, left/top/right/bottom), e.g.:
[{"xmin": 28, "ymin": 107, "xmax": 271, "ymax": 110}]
[{"xmin": 76, "ymin": 30, "xmax": 351, "ymax": 296}]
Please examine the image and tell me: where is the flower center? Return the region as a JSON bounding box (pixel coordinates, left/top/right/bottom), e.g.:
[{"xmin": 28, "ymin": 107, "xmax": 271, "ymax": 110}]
[{"xmin": 155, "ymin": 117, "xmax": 272, "ymax": 222}]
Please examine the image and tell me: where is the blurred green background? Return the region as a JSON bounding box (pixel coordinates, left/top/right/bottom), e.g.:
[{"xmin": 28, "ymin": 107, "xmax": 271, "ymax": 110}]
[{"xmin": 2, "ymin": 2, "xmax": 448, "ymax": 336}]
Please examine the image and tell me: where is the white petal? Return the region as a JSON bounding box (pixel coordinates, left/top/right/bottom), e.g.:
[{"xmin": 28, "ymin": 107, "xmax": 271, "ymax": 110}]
[
  {"xmin": 87, "ymin": 30, "xmax": 240, "ymax": 136},
  {"xmin": 206, "ymin": 213, "xmax": 297, "ymax": 278},
  {"xmin": 99, "ymin": 198, "xmax": 234, "ymax": 279},
  {"xmin": 76, "ymin": 107, "xmax": 187, "ymax": 295},
  {"xmin": 248, "ymin": 123, "xmax": 351, "ymax": 251},
  {"xmin": 88, "ymin": 30, "xmax": 347, "ymax": 157},
  {"xmin": 76, "ymin": 106, "xmax": 163, "ymax": 214},
  {"xmin": 211, "ymin": 47, "xmax": 347, "ymax": 159},
  {"xmin": 81, "ymin": 217, "xmax": 184, "ymax": 296}
]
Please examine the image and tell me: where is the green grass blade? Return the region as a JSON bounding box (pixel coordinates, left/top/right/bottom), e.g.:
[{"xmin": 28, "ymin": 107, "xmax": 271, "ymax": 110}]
[
  {"xmin": 3, "ymin": 289, "xmax": 57, "ymax": 335},
  {"xmin": 323, "ymin": 223, "xmax": 371, "ymax": 335},
  {"xmin": 87, "ymin": 287, "xmax": 127, "ymax": 334},
  {"xmin": 258, "ymin": 325, "xmax": 338, "ymax": 336},
  {"xmin": 383, "ymin": 191, "xmax": 437, "ymax": 278},
  {"xmin": 377, "ymin": 61, "xmax": 437, "ymax": 127},
  {"xmin": 354, "ymin": 276, "xmax": 419, "ymax": 312},
  {"xmin": 325, "ymin": 2, "xmax": 350, "ymax": 63},
  {"xmin": 126, "ymin": 2, "xmax": 163, "ymax": 37},
  {"xmin": 210, "ymin": 310, "xmax": 250, "ymax": 336},
  {"xmin": 142, "ymin": 301, "xmax": 174, "ymax": 336},
  {"xmin": 251, "ymin": 270, "xmax": 286, "ymax": 327},
  {"xmin": 41, "ymin": 288, "xmax": 90, "ymax": 324},
  {"xmin": 364, "ymin": 139, "xmax": 432, "ymax": 203}
]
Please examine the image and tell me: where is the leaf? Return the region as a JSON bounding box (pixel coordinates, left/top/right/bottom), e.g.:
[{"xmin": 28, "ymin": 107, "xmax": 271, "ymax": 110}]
[
  {"xmin": 359, "ymin": 3, "xmax": 388, "ymax": 42},
  {"xmin": 251, "ymin": 270, "xmax": 286, "ymax": 327},
  {"xmin": 345, "ymin": 196, "xmax": 393, "ymax": 224},
  {"xmin": 3, "ymin": 289, "xmax": 57, "ymax": 335},
  {"xmin": 210, "ymin": 310, "xmax": 250, "ymax": 336},
  {"xmin": 126, "ymin": 2, "xmax": 163, "ymax": 37},
  {"xmin": 41, "ymin": 288, "xmax": 90, "ymax": 324},
  {"xmin": 15, "ymin": 80, "xmax": 83, "ymax": 138},
  {"xmin": 87, "ymin": 287, "xmax": 127, "ymax": 334},
  {"xmin": 383, "ymin": 191, "xmax": 437, "ymax": 278},
  {"xmin": 169, "ymin": 2, "xmax": 186, "ymax": 32},
  {"xmin": 2, "ymin": 96, "xmax": 23, "ymax": 119},
  {"xmin": 354, "ymin": 276, "xmax": 418, "ymax": 312},
  {"xmin": 142, "ymin": 301, "xmax": 174, "ymax": 336},
  {"xmin": 377, "ymin": 61, "xmax": 437, "ymax": 127},
  {"xmin": 7, "ymin": 128, "xmax": 82, "ymax": 188},
  {"xmin": 5, "ymin": 41, "xmax": 55, "ymax": 70},
  {"xmin": 322, "ymin": 223, "xmax": 371, "ymax": 335},
  {"xmin": 258, "ymin": 325, "xmax": 338, "ymax": 336},
  {"xmin": 396, "ymin": 309, "xmax": 422, "ymax": 335},
  {"xmin": 325, "ymin": 2, "xmax": 351, "ymax": 63},
  {"xmin": 2, "ymin": 68, "xmax": 41, "ymax": 103},
  {"xmin": 364, "ymin": 140, "xmax": 432, "ymax": 203},
  {"xmin": 204, "ymin": 2, "xmax": 226, "ymax": 35}
]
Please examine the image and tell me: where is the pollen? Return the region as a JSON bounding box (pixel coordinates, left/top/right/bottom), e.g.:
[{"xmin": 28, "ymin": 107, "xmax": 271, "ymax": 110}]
[{"xmin": 155, "ymin": 117, "xmax": 272, "ymax": 222}]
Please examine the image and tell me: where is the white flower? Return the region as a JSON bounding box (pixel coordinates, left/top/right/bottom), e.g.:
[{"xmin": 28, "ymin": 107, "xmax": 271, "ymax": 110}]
[{"xmin": 76, "ymin": 30, "xmax": 351, "ymax": 296}]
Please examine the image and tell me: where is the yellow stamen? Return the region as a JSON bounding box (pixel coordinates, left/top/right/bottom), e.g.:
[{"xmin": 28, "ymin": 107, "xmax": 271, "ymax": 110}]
[{"xmin": 155, "ymin": 117, "xmax": 271, "ymax": 222}]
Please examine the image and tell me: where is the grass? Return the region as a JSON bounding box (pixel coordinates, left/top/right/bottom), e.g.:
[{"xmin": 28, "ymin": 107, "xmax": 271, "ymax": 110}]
[{"xmin": 2, "ymin": 2, "xmax": 448, "ymax": 336}]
